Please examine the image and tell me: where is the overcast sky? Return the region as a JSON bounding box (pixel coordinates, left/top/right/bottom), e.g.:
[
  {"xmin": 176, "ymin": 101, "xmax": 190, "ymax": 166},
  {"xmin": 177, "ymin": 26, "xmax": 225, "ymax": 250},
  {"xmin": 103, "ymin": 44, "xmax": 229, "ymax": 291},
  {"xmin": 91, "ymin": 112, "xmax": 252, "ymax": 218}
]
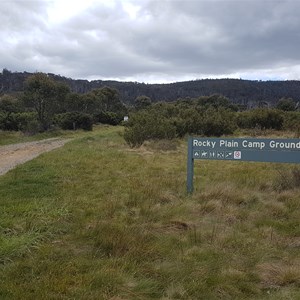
[{"xmin": 1, "ymin": 0, "xmax": 300, "ymax": 83}]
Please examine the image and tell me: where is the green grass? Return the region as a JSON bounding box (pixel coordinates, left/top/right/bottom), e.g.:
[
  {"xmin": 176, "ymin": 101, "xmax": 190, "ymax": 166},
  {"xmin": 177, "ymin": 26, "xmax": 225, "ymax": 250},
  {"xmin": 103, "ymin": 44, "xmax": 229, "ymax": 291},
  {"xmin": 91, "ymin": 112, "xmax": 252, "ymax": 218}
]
[
  {"xmin": 0, "ymin": 127, "xmax": 90, "ymax": 145},
  {"xmin": 0, "ymin": 126, "xmax": 300, "ymax": 299}
]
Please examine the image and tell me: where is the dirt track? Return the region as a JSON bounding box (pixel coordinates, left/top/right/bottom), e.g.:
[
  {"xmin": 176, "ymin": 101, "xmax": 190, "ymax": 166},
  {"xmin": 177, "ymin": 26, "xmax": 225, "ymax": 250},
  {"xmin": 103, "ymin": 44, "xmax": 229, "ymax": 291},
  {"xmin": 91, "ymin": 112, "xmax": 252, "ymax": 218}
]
[{"xmin": 0, "ymin": 138, "xmax": 71, "ymax": 176}]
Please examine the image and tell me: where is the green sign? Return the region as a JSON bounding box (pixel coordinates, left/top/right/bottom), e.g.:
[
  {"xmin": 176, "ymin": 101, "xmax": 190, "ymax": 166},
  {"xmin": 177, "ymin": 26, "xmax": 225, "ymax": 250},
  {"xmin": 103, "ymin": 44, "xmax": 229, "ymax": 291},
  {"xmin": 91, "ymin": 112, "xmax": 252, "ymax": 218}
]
[{"xmin": 187, "ymin": 137, "xmax": 300, "ymax": 193}]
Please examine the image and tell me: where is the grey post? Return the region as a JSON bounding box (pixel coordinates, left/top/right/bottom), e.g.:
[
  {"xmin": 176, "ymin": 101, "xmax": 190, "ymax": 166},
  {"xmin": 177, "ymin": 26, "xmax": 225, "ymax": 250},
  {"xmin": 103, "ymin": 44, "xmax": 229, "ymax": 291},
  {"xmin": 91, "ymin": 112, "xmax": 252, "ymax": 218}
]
[{"xmin": 187, "ymin": 137, "xmax": 194, "ymax": 194}]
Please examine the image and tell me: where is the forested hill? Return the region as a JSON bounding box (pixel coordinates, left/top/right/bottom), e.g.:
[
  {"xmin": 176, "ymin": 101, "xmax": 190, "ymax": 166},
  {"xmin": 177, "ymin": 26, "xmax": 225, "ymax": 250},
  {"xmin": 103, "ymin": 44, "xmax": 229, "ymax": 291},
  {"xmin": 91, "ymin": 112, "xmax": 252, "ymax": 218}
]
[{"xmin": 1, "ymin": 69, "xmax": 300, "ymax": 106}]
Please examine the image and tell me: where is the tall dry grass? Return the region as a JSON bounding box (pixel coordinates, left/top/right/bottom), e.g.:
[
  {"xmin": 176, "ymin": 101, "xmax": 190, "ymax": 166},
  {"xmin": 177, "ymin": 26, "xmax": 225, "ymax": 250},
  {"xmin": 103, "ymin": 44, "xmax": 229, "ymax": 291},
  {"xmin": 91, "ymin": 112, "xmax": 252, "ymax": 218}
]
[{"xmin": 0, "ymin": 126, "xmax": 299, "ymax": 299}]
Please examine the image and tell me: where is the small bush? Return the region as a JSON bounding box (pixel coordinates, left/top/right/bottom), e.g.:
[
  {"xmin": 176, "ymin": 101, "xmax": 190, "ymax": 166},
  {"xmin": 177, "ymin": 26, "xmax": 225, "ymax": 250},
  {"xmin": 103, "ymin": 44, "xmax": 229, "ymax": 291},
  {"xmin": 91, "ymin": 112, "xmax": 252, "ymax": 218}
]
[
  {"xmin": 175, "ymin": 107, "xmax": 237, "ymax": 137},
  {"xmin": 124, "ymin": 110, "xmax": 176, "ymax": 147},
  {"xmin": 94, "ymin": 111, "xmax": 122, "ymax": 125},
  {"xmin": 282, "ymin": 111, "xmax": 300, "ymax": 133},
  {"xmin": 54, "ymin": 112, "xmax": 93, "ymax": 131},
  {"xmin": 124, "ymin": 104, "xmax": 237, "ymax": 146},
  {"xmin": 237, "ymin": 109, "xmax": 284, "ymax": 130},
  {"xmin": 201, "ymin": 107, "xmax": 237, "ymax": 136},
  {"xmin": 276, "ymin": 98, "xmax": 297, "ymax": 111},
  {"xmin": 175, "ymin": 108, "xmax": 203, "ymax": 137},
  {"xmin": 0, "ymin": 112, "xmax": 39, "ymax": 132},
  {"xmin": 21, "ymin": 117, "xmax": 41, "ymax": 135},
  {"xmin": 197, "ymin": 94, "xmax": 239, "ymax": 111}
]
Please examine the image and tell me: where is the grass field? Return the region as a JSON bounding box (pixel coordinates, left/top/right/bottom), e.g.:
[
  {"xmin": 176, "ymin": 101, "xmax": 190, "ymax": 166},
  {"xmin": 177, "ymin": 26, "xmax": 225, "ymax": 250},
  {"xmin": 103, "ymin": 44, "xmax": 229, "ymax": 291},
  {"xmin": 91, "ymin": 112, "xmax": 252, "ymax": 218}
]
[
  {"xmin": 0, "ymin": 126, "xmax": 299, "ymax": 299},
  {"xmin": 0, "ymin": 128, "xmax": 81, "ymax": 146}
]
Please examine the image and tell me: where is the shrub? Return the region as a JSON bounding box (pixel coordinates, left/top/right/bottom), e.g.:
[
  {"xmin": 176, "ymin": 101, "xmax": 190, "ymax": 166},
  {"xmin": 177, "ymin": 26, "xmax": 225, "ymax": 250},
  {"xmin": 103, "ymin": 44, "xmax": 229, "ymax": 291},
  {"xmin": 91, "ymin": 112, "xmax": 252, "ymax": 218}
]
[
  {"xmin": 18, "ymin": 112, "xmax": 40, "ymax": 134},
  {"xmin": 54, "ymin": 112, "xmax": 93, "ymax": 131},
  {"xmin": 175, "ymin": 108, "xmax": 203, "ymax": 137},
  {"xmin": 197, "ymin": 94, "xmax": 239, "ymax": 111},
  {"xmin": 237, "ymin": 109, "xmax": 284, "ymax": 130},
  {"xmin": 94, "ymin": 111, "xmax": 122, "ymax": 125},
  {"xmin": 201, "ymin": 107, "xmax": 237, "ymax": 136},
  {"xmin": 0, "ymin": 112, "xmax": 16, "ymax": 131},
  {"xmin": 124, "ymin": 110, "xmax": 176, "ymax": 147},
  {"xmin": 282, "ymin": 111, "xmax": 300, "ymax": 133},
  {"xmin": 22, "ymin": 118, "xmax": 41, "ymax": 135},
  {"xmin": 276, "ymin": 98, "xmax": 297, "ymax": 111},
  {"xmin": 0, "ymin": 112, "xmax": 39, "ymax": 133},
  {"xmin": 175, "ymin": 107, "xmax": 237, "ymax": 137},
  {"xmin": 134, "ymin": 95, "xmax": 152, "ymax": 110}
]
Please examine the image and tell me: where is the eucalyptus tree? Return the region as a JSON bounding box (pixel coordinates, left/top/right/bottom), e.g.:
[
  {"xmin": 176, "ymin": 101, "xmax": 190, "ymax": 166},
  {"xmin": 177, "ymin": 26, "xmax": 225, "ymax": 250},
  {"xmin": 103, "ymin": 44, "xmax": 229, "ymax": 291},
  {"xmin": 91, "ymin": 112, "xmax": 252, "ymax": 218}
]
[{"xmin": 23, "ymin": 73, "xmax": 70, "ymax": 130}]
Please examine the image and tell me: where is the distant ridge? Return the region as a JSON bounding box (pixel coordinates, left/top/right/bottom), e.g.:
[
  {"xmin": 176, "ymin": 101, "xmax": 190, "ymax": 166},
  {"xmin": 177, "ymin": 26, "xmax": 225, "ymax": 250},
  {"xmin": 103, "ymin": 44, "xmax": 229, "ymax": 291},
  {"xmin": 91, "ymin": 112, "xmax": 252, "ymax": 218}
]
[{"xmin": 1, "ymin": 69, "xmax": 300, "ymax": 107}]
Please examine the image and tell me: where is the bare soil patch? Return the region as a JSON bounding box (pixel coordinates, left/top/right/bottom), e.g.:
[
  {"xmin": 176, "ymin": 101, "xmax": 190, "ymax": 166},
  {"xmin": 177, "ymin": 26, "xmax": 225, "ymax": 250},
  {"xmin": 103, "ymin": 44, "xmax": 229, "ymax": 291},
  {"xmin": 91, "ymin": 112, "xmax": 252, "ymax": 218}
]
[{"xmin": 0, "ymin": 138, "xmax": 71, "ymax": 176}]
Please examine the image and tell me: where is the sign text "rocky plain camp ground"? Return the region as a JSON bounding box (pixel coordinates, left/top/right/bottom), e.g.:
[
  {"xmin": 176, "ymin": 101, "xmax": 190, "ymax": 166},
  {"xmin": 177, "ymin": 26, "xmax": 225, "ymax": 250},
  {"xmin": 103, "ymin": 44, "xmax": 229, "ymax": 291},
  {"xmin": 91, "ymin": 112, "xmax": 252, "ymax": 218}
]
[
  {"xmin": 191, "ymin": 138, "xmax": 300, "ymax": 163},
  {"xmin": 187, "ymin": 137, "xmax": 300, "ymax": 193},
  {"xmin": 193, "ymin": 138, "xmax": 300, "ymax": 151}
]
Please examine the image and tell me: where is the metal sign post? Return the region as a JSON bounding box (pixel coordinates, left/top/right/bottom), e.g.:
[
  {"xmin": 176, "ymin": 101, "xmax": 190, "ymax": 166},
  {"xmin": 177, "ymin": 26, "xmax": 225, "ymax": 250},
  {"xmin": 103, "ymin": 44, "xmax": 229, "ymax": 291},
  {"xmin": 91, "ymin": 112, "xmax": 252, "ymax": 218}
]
[
  {"xmin": 187, "ymin": 137, "xmax": 300, "ymax": 194},
  {"xmin": 187, "ymin": 138, "xmax": 194, "ymax": 194}
]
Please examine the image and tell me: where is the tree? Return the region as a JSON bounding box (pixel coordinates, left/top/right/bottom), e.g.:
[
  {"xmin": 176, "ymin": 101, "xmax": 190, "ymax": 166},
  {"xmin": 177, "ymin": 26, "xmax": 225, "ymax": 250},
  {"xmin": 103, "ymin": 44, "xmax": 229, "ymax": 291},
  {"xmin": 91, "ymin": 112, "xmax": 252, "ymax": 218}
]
[
  {"xmin": 90, "ymin": 86, "xmax": 126, "ymax": 114},
  {"xmin": 65, "ymin": 93, "xmax": 85, "ymax": 112},
  {"xmin": 276, "ymin": 97, "xmax": 297, "ymax": 111},
  {"xmin": 197, "ymin": 94, "xmax": 238, "ymax": 111},
  {"xmin": 134, "ymin": 95, "xmax": 152, "ymax": 110},
  {"xmin": 23, "ymin": 73, "xmax": 70, "ymax": 130}
]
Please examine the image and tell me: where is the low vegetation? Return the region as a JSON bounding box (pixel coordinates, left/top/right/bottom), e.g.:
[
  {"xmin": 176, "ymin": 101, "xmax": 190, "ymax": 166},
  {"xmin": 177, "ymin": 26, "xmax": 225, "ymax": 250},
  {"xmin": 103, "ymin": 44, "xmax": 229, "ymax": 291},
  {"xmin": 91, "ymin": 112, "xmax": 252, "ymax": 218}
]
[
  {"xmin": 0, "ymin": 126, "xmax": 299, "ymax": 299},
  {"xmin": 1, "ymin": 74, "xmax": 299, "ymax": 143},
  {"xmin": 0, "ymin": 128, "xmax": 77, "ymax": 146},
  {"xmin": 124, "ymin": 96, "xmax": 300, "ymax": 146}
]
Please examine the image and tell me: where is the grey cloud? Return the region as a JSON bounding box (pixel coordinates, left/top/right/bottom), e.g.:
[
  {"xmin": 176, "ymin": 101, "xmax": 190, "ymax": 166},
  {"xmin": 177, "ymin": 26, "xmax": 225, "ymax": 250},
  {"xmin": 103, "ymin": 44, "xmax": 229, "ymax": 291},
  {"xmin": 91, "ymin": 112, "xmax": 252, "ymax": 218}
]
[
  {"xmin": 0, "ymin": 1, "xmax": 47, "ymax": 32},
  {"xmin": 1, "ymin": 0, "xmax": 300, "ymax": 82}
]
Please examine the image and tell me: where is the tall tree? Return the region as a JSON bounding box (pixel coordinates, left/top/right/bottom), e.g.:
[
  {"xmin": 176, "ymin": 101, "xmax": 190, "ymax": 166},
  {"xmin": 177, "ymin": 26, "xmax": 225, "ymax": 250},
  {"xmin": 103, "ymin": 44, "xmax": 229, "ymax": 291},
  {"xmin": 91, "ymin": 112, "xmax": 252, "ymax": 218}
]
[
  {"xmin": 23, "ymin": 73, "xmax": 70, "ymax": 130},
  {"xmin": 85, "ymin": 86, "xmax": 127, "ymax": 115},
  {"xmin": 91, "ymin": 86, "xmax": 125, "ymax": 112},
  {"xmin": 134, "ymin": 95, "xmax": 152, "ymax": 110}
]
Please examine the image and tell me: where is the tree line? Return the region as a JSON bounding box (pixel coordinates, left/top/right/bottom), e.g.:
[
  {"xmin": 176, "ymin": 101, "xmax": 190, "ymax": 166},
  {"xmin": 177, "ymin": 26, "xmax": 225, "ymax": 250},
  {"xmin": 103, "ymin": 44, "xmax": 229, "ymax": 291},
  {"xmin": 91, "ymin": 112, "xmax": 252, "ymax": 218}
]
[
  {"xmin": 1, "ymin": 73, "xmax": 299, "ymax": 145},
  {"xmin": 0, "ymin": 73, "xmax": 127, "ymax": 133},
  {"xmin": 1, "ymin": 69, "xmax": 300, "ymax": 106}
]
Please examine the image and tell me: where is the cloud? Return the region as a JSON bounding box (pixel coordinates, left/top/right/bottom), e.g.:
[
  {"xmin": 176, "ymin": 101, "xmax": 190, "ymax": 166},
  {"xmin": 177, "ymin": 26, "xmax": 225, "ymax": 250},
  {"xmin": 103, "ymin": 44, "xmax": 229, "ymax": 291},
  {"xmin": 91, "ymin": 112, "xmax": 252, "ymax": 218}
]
[{"xmin": 1, "ymin": 0, "xmax": 300, "ymax": 82}]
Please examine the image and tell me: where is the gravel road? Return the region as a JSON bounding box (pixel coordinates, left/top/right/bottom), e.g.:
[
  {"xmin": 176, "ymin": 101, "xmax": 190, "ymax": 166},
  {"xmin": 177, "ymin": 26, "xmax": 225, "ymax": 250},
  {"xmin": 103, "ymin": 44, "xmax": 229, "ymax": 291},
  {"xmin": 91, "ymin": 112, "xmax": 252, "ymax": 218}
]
[{"xmin": 0, "ymin": 138, "xmax": 71, "ymax": 176}]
